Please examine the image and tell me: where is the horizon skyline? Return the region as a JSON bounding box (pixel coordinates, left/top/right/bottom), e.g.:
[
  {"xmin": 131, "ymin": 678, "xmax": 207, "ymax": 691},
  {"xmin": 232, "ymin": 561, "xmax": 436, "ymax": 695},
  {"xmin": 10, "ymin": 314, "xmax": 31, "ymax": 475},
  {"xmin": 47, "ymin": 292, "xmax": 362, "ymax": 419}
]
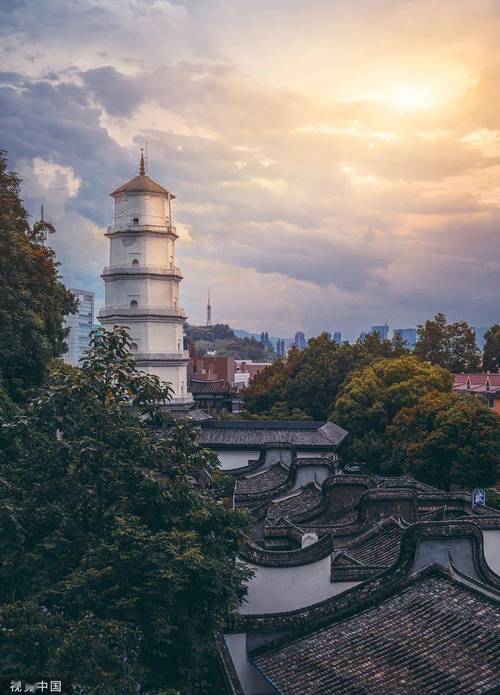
[{"xmin": 1, "ymin": 0, "xmax": 499, "ymax": 338}]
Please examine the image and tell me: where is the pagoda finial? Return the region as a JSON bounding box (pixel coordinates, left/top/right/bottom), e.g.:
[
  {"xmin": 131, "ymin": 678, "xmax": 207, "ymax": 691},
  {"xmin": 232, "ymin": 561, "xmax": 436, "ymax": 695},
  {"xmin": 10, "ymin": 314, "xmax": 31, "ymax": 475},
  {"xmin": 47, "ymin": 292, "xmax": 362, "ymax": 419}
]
[{"xmin": 139, "ymin": 148, "xmax": 145, "ymax": 175}]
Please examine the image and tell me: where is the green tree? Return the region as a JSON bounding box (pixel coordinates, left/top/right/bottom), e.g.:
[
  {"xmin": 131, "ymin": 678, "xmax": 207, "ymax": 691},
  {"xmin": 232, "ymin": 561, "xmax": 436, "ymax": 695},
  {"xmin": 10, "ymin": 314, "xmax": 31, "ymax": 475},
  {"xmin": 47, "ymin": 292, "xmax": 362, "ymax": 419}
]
[
  {"xmin": 0, "ymin": 149, "xmax": 76, "ymax": 402},
  {"xmin": 332, "ymin": 355, "xmax": 452, "ymax": 468},
  {"xmin": 283, "ymin": 334, "xmax": 367, "ymax": 419},
  {"xmin": 243, "ymin": 331, "xmax": 410, "ymax": 420},
  {"xmin": 362, "ymin": 330, "xmax": 409, "ymax": 359},
  {"xmin": 242, "ymin": 353, "xmax": 295, "ymax": 414},
  {"xmin": 414, "ymin": 312, "xmax": 480, "ymax": 372},
  {"xmin": 388, "ymin": 391, "xmax": 500, "ymax": 489},
  {"xmin": 483, "ymin": 324, "xmax": 500, "ymax": 373},
  {"xmin": 0, "ymin": 327, "xmax": 251, "ymax": 694}
]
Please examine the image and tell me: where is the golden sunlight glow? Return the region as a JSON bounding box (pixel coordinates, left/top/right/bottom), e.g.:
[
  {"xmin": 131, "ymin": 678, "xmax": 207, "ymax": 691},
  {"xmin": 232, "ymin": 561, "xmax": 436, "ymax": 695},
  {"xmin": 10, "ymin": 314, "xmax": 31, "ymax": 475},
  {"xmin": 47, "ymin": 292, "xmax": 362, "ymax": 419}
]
[{"xmin": 388, "ymin": 86, "xmax": 438, "ymax": 110}]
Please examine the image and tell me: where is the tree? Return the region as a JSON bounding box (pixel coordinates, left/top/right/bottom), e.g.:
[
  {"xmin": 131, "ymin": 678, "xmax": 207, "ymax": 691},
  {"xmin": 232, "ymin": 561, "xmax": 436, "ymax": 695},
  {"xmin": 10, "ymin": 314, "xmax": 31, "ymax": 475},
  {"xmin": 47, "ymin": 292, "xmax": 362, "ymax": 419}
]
[
  {"xmin": 414, "ymin": 312, "xmax": 480, "ymax": 372},
  {"xmin": 242, "ymin": 353, "xmax": 295, "ymax": 414},
  {"xmin": 0, "ymin": 327, "xmax": 251, "ymax": 694},
  {"xmin": 483, "ymin": 324, "xmax": 500, "ymax": 373},
  {"xmin": 388, "ymin": 391, "xmax": 500, "ymax": 490},
  {"xmin": 0, "ymin": 149, "xmax": 76, "ymax": 402},
  {"xmin": 283, "ymin": 334, "xmax": 367, "ymax": 419},
  {"xmin": 243, "ymin": 332, "xmax": 411, "ymax": 420},
  {"xmin": 332, "ymin": 356, "xmax": 452, "ymax": 468}
]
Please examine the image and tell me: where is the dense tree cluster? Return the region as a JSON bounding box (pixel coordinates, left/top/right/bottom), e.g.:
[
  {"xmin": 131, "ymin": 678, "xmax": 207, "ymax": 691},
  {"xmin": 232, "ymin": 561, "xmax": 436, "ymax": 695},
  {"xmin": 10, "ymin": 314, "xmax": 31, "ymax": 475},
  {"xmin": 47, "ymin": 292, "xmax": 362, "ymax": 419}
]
[
  {"xmin": 244, "ymin": 326, "xmax": 499, "ymax": 489},
  {"xmin": 0, "ymin": 328, "xmax": 251, "ymax": 694},
  {"xmin": 0, "ymin": 149, "xmax": 76, "ymax": 402},
  {"xmin": 0, "ymin": 154, "xmax": 251, "ymax": 694},
  {"xmin": 332, "ymin": 356, "xmax": 453, "ymax": 469},
  {"xmin": 414, "ymin": 312, "xmax": 481, "ymax": 372},
  {"xmin": 185, "ymin": 322, "xmax": 276, "ymax": 361},
  {"xmin": 483, "ymin": 324, "xmax": 500, "ymax": 373},
  {"xmin": 389, "ymin": 391, "xmax": 499, "ymax": 489},
  {"xmin": 243, "ymin": 332, "xmax": 409, "ymax": 420}
]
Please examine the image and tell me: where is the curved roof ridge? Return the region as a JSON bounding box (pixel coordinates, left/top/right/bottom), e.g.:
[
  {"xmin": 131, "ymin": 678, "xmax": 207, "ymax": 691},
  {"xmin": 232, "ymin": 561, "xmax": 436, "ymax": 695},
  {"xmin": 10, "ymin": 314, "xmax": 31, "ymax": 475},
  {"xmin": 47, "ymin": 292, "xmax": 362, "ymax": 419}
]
[{"xmin": 111, "ymin": 173, "xmax": 174, "ymax": 197}]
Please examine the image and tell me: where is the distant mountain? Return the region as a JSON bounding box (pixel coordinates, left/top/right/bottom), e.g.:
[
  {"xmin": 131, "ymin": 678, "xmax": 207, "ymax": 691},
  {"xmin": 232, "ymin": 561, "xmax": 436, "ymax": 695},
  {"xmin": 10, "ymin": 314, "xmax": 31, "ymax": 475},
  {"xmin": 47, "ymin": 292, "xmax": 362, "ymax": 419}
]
[
  {"xmin": 233, "ymin": 329, "xmax": 291, "ymax": 349},
  {"xmin": 185, "ymin": 323, "xmax": 276, "ymax": 361}
]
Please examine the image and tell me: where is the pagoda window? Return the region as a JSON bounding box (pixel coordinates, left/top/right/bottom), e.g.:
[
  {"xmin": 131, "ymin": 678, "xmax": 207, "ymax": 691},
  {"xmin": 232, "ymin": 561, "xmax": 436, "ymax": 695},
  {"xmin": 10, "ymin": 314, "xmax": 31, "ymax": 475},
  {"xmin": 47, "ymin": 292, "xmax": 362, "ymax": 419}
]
[{"xmin": 130, "ymin": 300, "xmax": 138, "ymax": 310}]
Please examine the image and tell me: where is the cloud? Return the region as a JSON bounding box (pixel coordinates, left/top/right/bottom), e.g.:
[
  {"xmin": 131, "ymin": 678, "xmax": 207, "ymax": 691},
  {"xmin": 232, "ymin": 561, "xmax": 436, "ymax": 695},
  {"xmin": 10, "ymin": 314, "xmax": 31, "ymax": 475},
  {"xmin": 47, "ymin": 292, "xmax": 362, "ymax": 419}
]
[{"xmin": 0, "ymin": 0, "xmax": 499, "ymax": 339}]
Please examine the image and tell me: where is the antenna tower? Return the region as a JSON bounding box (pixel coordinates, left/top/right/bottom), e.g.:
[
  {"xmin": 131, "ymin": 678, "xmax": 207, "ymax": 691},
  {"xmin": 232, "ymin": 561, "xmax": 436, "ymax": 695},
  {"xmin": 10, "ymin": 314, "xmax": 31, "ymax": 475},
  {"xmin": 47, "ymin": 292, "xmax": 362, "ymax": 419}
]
[{"xmin": 207, "ymin": 288, "xmax": 212, "ymax": 328}]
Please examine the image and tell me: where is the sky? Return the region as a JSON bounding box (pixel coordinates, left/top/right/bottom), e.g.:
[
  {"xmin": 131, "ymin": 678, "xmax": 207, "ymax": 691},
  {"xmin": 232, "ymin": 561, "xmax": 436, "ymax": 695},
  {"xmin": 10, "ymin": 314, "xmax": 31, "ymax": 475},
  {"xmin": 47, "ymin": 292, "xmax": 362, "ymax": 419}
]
[{"xmin": 1, "ymin": 0, "xmax": 499, "ymax": 340}]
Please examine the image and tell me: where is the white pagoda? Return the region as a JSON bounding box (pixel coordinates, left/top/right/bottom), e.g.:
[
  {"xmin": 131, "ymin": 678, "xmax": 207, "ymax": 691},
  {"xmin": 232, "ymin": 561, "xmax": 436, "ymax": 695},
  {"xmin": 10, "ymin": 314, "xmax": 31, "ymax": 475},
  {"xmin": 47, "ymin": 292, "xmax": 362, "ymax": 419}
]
[{"xmin": 98, "ymin": 152, "xmax": 193, "ymax": 406}]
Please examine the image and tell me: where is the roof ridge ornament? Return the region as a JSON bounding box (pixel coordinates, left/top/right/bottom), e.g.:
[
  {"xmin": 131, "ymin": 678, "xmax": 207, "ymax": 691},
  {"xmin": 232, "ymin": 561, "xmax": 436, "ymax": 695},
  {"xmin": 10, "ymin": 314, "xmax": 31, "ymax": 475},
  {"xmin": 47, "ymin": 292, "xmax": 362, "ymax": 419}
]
[{"xmin": 139, "ymin": 148, "xmax": 145, "ymax": 176}]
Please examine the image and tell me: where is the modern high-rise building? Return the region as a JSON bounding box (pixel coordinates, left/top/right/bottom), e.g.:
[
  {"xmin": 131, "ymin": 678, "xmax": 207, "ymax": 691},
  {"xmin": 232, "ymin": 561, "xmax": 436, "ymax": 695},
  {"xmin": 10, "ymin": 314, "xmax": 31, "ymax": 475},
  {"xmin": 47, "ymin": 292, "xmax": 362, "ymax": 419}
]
[
  {"xmin": 294, "ymin": 331, "xmax": 307, "ymax": 350},
  {"xmin": 393, "ymin": 328, "xmax": 417, "ymax": 350},
  {"xmin": 63, "ymin": 288, "xmax": 94, "ymax": 365},
  {"xmin": 474, "ymin": 327, "xmax": 489, "ymax": 351},
  {"xmin": 371, "ymin": 324, "xmax": 390, "ymax": 340},
  {"xmin": 333, "ymin": 331, "xmax": 342, "ymax": 344},
  {"xmin": 98, "ymin": 152, "xmax": 193, "ymax": 406},
  {"xmin": 260, "ymin": 331, "xmax": 272, "ymax": 350},
  {"xmin": 276, "ymin": 338, "xmax": 286, "ymax": 357}
]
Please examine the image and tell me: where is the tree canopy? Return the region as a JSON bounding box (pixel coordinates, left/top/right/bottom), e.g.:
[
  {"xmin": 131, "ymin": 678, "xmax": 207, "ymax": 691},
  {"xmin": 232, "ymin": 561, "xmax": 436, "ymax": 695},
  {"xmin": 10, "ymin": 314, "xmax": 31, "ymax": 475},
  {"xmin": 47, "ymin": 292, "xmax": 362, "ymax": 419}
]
[
  {"xmin": 388, "ymin": 391, "xmax": 500, "ymax": 490},
  {"xmin": 483, "ymin": 324, "xmax": 500, "ymax": 373},
  {"xmin": 243, "ymin": 332, "xmax": 409, "ymax": 420},
  {"xmin": 185, "ymin": 323, "xmax": 276, "ymax": 361},
  {"xmin": 414, "ymin": 312, "xmax": 480, "ymax": 373},
  {"xmin": 0, "ymin": 327, "xmax": 251, "ymax": 694},
  {"xmin": 332, "ymin": 355, "xmax": 452, "ymax": 468},
  {"xmin": 0, "ymin": 150, "xmax": 76, "ymax": 402}
]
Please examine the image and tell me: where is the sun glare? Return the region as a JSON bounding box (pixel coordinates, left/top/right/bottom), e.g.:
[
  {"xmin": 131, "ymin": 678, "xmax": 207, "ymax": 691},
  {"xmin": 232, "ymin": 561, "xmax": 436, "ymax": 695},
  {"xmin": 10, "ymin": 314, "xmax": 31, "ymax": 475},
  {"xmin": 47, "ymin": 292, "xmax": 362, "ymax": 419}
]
[{"xmin": 388, "ymin": 86, "xmax": 438, "ymax": 110}]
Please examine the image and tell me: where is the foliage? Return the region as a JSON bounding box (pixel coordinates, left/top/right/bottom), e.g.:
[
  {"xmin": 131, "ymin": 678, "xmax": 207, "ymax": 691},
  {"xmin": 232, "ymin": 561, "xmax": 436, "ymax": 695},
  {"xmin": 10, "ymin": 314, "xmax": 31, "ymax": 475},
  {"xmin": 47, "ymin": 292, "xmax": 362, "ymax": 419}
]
[
  {"xmin": 243, "ymin": 332, "xmax": 409, "ymax": 420},
  {"xmin": 0, "ymin": 327, "xmax": 252, "ymax": 694},
  {"xmin": 388, "ymin": 391, "xmax": 500, "ymax": 490},
  {"xmin": 486, "ymin": 489, "xmax": 500, "ymax": 512},
  {"xmin": 242, "ymin": 401, "xmax": 313, "ymax": 421},
  {"xmin": 483, "ymin": 324, "xmax": 500, "ymax": 373},
  {"xmin": 332, "ymin": 356, "xmax": 452, "ymax": 468},
  {"xmin": 0, "ymin": 149, "xmax": 76, "ymax": 402},
  {"xmin": 185, "ymin": 323, "xmax": 275, "ymax": 361},
  {"xmin": 185, "ymin": 323, "xmax": 235, "ymax": 343},
  {"xmin": 414, "ymin": 312, "xmax": 480, "ymax": 372}
]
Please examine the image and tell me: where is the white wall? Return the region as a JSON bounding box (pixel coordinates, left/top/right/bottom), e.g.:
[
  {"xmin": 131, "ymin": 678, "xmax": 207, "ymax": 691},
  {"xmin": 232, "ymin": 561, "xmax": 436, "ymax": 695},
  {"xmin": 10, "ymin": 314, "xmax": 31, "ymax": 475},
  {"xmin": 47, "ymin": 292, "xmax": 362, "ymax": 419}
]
[
  {"xmin": 240, "ymin": 557, "xmax": 358, "ymax": 614},
  {"xmin": 216, "ymin": 450, "xmax": 260, "ymax": 470},
  {"xmin": 223, "ymin": 634, "xmax": 275, "ymax": 695},
  {"xmin": 291, "ymin": 465, "xmax": 331, "ymax": 490},
  {"xmin": 298, "ymin": 450, "xmax": 335, "ymax": 458},
  {"xmin": 110, "ymin": 235, "xmax": 174, "ymax": 269},
  {"xmin": 483, "ymin": 530, "xmax": 500, "ymax": 575},
  {"xmin": 115, "ymin": 192, "xmax": 170, "ymax": 228}
]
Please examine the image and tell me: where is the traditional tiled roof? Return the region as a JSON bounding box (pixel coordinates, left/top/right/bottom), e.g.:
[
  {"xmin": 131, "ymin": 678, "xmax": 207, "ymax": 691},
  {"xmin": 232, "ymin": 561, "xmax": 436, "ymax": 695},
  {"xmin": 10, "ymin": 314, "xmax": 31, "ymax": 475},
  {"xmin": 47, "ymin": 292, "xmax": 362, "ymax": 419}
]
[
  {"xmin": 252, "ymin": 572, "xmax": 500, "ymax": 695},
  {"xmin": 234, "ymin": 462, "xmax": 289, "ymax": 496},
  {"xmin": 189, "ymin": 378, "xmax": 233, "ymax": 394},
  {"xmin": 110, "ymin": 173, "xmax": 174, "ymax": 197},
  {"xmin": 336, "ymin": 517, "xmax": 405, "ymax": 566},
  {"xmin": 234, "ymin": 457, "xmax": 335, "ymax": 506},
  {"xmin": 266, "ymin": 482, "xmax": 323, "ymax": 523},
  {"xmin": 259, "ymin": 479, "xmax": 500, "ymax": 549},
  {"xmin": 198, "ymin": 420, "xmax": 348, "ymax": 448}
]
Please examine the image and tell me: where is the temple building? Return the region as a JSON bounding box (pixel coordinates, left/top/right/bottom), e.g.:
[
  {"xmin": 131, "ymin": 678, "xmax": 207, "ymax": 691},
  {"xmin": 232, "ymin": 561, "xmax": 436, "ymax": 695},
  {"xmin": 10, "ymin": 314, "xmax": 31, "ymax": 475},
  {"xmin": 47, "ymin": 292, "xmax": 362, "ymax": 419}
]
[
  {"xmin": 98, "ymin": 153, "xmax": 193, "ymax": 407},
  {"xmin": 212, "ymin": 444, "xmax": 500, "ymax": 694}
]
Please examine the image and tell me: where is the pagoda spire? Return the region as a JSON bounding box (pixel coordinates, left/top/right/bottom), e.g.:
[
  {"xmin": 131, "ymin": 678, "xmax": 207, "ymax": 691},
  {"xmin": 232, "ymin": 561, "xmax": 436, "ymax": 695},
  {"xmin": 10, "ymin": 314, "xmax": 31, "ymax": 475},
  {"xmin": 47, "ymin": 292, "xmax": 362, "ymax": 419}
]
[{"xmin": 139, "ymin": 148, "xmax": 145, "ymax": 175}]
